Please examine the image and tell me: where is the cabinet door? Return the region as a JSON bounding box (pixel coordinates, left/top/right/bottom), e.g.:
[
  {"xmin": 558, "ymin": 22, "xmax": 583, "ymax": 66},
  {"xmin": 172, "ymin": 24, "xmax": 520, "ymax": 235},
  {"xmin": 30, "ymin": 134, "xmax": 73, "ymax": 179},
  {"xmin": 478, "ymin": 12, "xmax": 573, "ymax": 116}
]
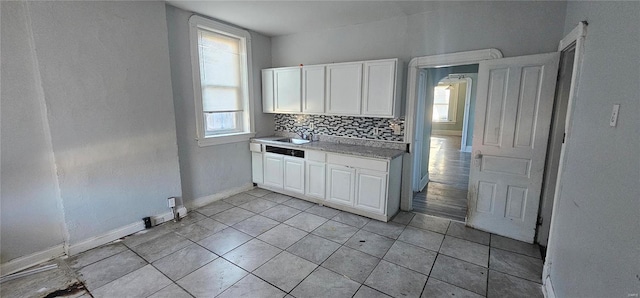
[
  {"xmin": 262, "ymin": 69, "xmax": 275, "ymax": 113},
  {"xmin": 302, "ymin": 65, "xmax": 325, "ymax": 113},
  {"xmin": 252, "ymin": 152, "xmax": 263, "ymax": 184},
  {"xmin": 263, "ymin": 153, "xmax": 284, "ymax": 189},
  {"xmin": 305, "ymin": 161, "xmax": 325, "ymax": 199},
  {"xmin": 284, "ymin": 157, "xmax": 305, "ymax": 194},
  {"xmin": 327, "ymin": 164, "xmax": 355, "ymax": 207},
  {"xmin": 362, "ymin": 60, "xmax": 396, "ymax": 117},
  {"xmin": 355, "ymin": 169, "xmax": 388, "ymax": 215},
  {"xmin": 326, "ymin": 63, "xmax": 362, "ymax": 115},
  {"xmin": 274, "ymin": 68, "xmax": 301, "ymax": 113}
]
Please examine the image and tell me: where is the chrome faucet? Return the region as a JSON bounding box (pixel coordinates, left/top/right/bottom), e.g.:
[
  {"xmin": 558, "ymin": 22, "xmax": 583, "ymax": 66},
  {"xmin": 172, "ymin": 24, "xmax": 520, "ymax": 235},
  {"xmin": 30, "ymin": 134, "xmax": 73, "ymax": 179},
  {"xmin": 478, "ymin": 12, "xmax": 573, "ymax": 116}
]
[{"xmin": 296, "ymin": 131, "xmax": 311, "ymax": 140}]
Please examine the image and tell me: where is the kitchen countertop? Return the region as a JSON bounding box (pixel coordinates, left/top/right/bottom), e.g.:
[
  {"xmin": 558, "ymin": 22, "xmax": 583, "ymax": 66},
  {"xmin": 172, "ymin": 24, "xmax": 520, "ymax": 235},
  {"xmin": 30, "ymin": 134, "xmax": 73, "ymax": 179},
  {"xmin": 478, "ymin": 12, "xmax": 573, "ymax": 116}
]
[{"xmin": 252, "ymin": 136, "xmax": 406, "ymax": 160}]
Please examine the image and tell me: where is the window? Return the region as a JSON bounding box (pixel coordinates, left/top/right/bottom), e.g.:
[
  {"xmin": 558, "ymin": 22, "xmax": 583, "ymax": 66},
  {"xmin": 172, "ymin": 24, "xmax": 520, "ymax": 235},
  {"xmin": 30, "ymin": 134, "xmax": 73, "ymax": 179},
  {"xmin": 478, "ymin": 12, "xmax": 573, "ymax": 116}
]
[
  {"xmin": 432, "ymin": 85, "xmax": 457, "ymax": 123},
  {"xmin": 189, "ymin": 16, "xmax": 254, "ymax": 146}
]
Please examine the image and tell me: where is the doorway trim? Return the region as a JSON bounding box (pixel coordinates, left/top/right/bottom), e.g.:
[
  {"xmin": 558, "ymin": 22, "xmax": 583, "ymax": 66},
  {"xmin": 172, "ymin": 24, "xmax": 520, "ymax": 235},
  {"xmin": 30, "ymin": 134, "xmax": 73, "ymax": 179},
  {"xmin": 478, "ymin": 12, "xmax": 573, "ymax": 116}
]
[
  {"xmin": 542, "ymin": 21, "xmax": 588, "ymax": 298},
  {"xmin": 400, "ymin": 49, "xmax": 502, "ymax": 211}
]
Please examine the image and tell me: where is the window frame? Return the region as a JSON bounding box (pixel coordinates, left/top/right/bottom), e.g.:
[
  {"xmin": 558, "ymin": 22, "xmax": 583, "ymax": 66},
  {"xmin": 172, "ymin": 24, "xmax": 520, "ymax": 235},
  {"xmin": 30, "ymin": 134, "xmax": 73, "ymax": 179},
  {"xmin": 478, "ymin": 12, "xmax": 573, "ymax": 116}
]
[
  {"xmin": 189, "ymin": 15, "xmax": 255, "ymax": 147},
  {"xmin": 432, "ymin": 85, "xmax": 458, "ymax": 124}
]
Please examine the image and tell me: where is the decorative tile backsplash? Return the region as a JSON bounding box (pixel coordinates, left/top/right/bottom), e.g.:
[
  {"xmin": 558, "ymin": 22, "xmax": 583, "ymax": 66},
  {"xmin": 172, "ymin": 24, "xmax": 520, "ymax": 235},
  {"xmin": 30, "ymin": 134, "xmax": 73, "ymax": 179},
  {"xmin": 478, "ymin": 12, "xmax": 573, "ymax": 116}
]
[{"xmin": 274, "ymin": 114, "xmax": 405, "ymax": 142}]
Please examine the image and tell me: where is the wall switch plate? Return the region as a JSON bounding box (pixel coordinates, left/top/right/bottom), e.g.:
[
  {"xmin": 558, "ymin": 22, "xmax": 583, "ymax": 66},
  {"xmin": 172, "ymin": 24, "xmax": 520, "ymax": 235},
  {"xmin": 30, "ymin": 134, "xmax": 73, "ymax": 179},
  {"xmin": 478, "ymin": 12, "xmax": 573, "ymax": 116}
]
[
  {"xmin": 610, "ymin": 104, "xmax": 620, "ymax": 127},
  {"xmin": 372, "ymin": 127, "xmax": 379, "ymax": 135},
  {"xmin": 309, "ymin": 123, "xmax": 314, "ymax": 130},
  {"xmin": 167, "ymin": 197, "xmax": 176, "ymax": 208}
]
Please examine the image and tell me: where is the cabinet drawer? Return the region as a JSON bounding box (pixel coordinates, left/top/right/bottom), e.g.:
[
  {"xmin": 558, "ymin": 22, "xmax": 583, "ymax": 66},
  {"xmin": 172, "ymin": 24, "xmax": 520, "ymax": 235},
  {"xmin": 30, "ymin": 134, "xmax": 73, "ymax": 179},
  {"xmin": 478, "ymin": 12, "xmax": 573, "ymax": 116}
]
[
  {"xmin": 305, "ymin": 150, "xmax": 326, "ymax": 162},
  {"xmin": 250, "ymin": 143, "xmax": 262, "ymax": 152},
  {"xmin": 327, "ymin": 154, "xmax": 388, "ymax": 172}
]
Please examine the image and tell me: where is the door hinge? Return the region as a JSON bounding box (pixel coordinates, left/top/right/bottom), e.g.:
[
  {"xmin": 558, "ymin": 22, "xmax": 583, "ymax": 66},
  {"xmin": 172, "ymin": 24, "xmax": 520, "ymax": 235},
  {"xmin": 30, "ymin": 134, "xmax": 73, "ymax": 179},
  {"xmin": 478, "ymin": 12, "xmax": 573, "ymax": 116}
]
[
  {"xmin": 562, "ymin": 133, "xmax": 566, "ymax": 144},
  {"xmin": 537, "ymin": 216, "xmax": 543, "ymax": 225}
]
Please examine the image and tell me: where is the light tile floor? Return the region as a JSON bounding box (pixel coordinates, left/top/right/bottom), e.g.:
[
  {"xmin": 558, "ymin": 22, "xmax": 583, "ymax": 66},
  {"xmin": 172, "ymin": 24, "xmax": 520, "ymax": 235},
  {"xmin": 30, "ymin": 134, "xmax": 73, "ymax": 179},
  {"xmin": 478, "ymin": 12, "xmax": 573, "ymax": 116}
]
[{"xmin": 2, "ymin": 188, "xmax": 544, "ymax": 298}]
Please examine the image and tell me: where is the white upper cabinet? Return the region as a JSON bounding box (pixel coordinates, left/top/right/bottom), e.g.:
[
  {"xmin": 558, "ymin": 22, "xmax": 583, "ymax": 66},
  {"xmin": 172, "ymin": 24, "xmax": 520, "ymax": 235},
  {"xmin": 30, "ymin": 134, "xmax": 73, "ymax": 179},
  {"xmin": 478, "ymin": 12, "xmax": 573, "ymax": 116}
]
[
  {"xmin": 274, "ymin": 67, "xmax": 302, "ymax": 113},
  {"xmin": 362, "ymin": 59, "xmax": 400, "ymax": 117},
  {"xmin": 261, "ymin": 58, "xmax": 400, "ymax": 117},
  {"xmin": 326, "ymin": 62, "xmax": 363, "ymax": 115},
  {"xmin": 302, "ymin": 65, "xmax": 325, "ymax": 114},
  {"xmin": 261, "ymin": 69, "xmax": 275, "ymax": 113}
]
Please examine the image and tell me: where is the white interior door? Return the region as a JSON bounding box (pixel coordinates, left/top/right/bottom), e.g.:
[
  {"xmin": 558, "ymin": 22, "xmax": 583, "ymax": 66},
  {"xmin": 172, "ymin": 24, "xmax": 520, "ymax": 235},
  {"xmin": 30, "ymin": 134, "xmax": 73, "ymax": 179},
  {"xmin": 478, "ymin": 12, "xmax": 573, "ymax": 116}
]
[
  {"xmin": 467, "ymin": 52, "xmax": 560, "ymax": 243},
  {"xmin": 412, "ymin": 70, "xmax": 429, "ymax": 191}
]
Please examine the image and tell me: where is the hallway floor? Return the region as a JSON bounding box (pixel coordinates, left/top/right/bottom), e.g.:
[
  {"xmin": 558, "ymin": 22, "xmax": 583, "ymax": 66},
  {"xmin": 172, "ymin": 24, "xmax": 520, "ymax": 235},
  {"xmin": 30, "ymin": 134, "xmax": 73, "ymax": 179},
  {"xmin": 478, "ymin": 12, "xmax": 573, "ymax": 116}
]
[
  {"xmin": 3, "ymin": 189, "xmax": 544, "ymax": 298},
  {"xmin": 413, "ymin": 135, "xmax": 471, "ymax": 221}
]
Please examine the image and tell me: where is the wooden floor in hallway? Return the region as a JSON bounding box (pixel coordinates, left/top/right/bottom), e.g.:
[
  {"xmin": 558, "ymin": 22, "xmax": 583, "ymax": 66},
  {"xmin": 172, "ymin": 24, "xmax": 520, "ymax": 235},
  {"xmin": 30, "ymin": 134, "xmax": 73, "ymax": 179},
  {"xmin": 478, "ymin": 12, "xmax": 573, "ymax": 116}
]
[{"xmin": 413, "ymin": 135, "xmax": 471, "ymax": 222}]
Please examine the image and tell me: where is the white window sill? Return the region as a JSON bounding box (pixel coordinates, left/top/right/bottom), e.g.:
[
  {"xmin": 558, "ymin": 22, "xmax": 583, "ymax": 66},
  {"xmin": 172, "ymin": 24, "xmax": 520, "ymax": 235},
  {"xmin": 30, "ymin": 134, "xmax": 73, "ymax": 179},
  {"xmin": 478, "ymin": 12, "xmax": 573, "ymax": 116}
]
[{"xmin": 197, "ymin": 132, "xmax": 255, "ymax": 147}]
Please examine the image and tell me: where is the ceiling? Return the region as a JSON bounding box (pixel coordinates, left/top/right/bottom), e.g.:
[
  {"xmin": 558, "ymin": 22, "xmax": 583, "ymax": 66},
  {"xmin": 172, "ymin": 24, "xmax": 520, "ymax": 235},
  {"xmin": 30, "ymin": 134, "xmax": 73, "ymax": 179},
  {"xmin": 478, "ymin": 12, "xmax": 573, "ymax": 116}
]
[{"xmin": 165, "ymin": 1, "xmax": 455, "ymax": 37}]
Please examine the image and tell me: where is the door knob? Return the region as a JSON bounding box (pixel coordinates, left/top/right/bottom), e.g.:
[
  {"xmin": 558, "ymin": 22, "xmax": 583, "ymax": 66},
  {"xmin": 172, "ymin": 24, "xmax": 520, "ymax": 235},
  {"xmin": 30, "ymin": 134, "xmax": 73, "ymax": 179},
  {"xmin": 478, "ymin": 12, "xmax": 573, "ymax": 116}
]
[{"xmin": 474, "ymin": 151, "xmax": 483, "ymax": 167}]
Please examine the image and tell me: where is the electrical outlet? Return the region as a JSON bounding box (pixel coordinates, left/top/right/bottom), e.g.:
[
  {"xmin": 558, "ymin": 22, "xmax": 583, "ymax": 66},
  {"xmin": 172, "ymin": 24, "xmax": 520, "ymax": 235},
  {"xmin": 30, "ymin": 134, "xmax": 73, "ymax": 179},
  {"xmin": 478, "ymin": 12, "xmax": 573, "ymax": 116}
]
[
  {"xmin": 610, "ymin": 104, "xmax": 620, "ymax": 127},
  {"xmin": 393, "ymin": 124, "xmax": 402, "ymax": 135},
  {"xmin": 167, "ymin": 197, "xmax": 176, "ymax": 208}
]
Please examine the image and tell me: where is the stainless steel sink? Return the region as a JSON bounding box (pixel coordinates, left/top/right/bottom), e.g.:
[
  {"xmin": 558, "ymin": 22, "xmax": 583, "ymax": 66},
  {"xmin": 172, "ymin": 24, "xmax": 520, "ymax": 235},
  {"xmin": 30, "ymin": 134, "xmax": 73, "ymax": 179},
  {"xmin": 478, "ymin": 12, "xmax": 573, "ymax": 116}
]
[{"xmin": 274, "ymin": 138, "xmax": 311, "ymax": 144}]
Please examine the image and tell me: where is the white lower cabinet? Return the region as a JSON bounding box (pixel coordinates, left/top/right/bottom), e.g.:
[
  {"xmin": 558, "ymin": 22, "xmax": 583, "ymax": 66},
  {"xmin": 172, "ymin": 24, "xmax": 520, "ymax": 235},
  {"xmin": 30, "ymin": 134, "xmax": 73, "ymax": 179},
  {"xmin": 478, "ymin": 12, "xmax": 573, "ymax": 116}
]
[
  {"xmin": 263, "ymin": 153, "xmax": 284, "ymax": 188},
  {"xmin": 305, "ymin": 161, "xmax": 325, "ymax": 199},
  {"xmin": 355, "ymin": 169, "xmax": 387, "ymax": 214},
  {"xmin": 326, "ymin": 164, "xmax": 356, "ymax": 207},
  {"xmin": 251, "ymin": 152, "xmax": 263, "ymax": 184},
  {"xmin": 252, "ymin": 142, "xmax": 402, "ymax": 221},
  {"xmin": 284, "ymin": 157, "xmax": 305, "ymax": 194}
]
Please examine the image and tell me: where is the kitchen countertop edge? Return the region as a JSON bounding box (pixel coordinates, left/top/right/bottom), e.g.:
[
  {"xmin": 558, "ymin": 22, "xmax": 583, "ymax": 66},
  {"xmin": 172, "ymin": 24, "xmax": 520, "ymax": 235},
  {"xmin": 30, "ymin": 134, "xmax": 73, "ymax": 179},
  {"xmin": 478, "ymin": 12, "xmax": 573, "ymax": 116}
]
[{"xmin": 251, "ymin": 137, "xmax": 406, "ymax": 160}]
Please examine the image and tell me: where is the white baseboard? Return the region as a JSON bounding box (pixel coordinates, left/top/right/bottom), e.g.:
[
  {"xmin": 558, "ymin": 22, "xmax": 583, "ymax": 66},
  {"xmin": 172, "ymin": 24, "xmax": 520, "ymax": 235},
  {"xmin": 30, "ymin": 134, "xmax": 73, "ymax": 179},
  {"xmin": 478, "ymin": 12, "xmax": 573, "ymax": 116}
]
[
  {"xmin": 152, "ymin": 206, "xmax": 188, "ymax": 226},
  {"xmin": 432, "ymin": 130, "xmax": 463, "ymax": 136},
  {"xmin": 186, "ymin": 183, "xmax": 254, "ymax": 210},
  {"xmin": 67, "ymin": 206, "xmax": 187, "ymax": 256},
  {"xmin": 3, "ymin": 186, "xmax": 253, "ymax": 273},
  {"xmin": 0, "ymin": 244, "xmax": 65, "ymax": 277},
  {"xmin": 543, "ymin": 276, "xmax": 556, "ymax": 298}
]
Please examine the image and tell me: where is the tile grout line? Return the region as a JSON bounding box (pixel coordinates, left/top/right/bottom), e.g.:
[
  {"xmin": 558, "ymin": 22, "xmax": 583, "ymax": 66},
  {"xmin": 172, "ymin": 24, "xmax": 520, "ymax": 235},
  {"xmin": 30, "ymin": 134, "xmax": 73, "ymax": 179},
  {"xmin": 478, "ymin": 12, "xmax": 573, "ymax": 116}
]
[
  {"xmin": 167, "ymin": 190, "xmax": 542, "ymax": 297},
  {"xmin": 418, "ymin": 220, "xmax": 452, "ymax": 298}
]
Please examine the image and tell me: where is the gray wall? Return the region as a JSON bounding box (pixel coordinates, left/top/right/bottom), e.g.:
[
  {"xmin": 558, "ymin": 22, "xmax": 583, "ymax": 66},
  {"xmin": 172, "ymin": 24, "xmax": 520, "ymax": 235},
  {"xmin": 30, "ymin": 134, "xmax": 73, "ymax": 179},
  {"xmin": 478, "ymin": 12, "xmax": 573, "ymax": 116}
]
[
  {"xmin": 3, "ymin": 1, "xmax": 183, "ymax": 246},
  {"xmin": 547, "ymin": 2, "xmax": 640, "ymax": 297},
  {"xmin": 165, "ymin": 5, "xmax": 274, "ymax": 204},
  {"xmin": 0, "ymin": 1, "xmax": 66, "ymax": 263},
  {"xmin": 272, "ymin": 16, "xmax": 409, "ymax": 67},
  {"xmin": 272, "ymin": 1, "xmax": 567, "ymax": 67}
]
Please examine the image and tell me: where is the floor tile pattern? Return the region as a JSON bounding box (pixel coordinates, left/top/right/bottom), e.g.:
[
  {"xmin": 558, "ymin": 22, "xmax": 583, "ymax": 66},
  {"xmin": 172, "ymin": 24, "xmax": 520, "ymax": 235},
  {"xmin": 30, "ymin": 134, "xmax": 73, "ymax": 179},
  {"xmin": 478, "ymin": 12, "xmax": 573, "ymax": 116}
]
[{"xmin": 5, "ymin": 188, "xmax": 544, "ymax": 298}]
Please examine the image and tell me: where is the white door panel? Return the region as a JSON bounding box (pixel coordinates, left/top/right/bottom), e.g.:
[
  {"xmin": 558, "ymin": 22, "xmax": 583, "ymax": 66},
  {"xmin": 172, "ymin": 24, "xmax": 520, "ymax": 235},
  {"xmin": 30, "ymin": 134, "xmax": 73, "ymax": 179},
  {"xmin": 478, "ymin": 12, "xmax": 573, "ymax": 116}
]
[
  {"xmin": 355, "ymin": 170, "xmax": 387, "ymax": 215},
  {"xmin": 252, "ymin": 152, "xmax": 263, "ymax": 184},
  {"xmin": 274, "ymin": 68, "xmax": 301, "ymax": 112},
  {"xmin": 263, "ymin": 153, "xmax": 284, "ymax": 189},
  {"xmin": 468, "ymin": 52, "xmax": 560, "ymax": 243},
  {"xmin": 262, "ymin": 69, "xmax": 275, "ymax": 113},
  {"xmin": 306, "ymin": 161, "xmax": 326, "ymax": 199},
  {"xmin": 362, "ymin": 60, "xmax": 396, "ymax": 117},
  {"xmin": 412, "ymin": 70, "xmax": 429, "ymax": 192},
  {"xmin": 284, "ymin": 157, "xmax": 305, "ymax": 194},
  {"xmin": 326, "ymin": 63, "xmax": 362, "ymax": 115},
  {"xmin": 327, "ymin": 164, "xmax": 355, "ymax": 206},
  {"xmin": 302, "ymin": 66, "xmax": 325, "ymax": 113}
]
